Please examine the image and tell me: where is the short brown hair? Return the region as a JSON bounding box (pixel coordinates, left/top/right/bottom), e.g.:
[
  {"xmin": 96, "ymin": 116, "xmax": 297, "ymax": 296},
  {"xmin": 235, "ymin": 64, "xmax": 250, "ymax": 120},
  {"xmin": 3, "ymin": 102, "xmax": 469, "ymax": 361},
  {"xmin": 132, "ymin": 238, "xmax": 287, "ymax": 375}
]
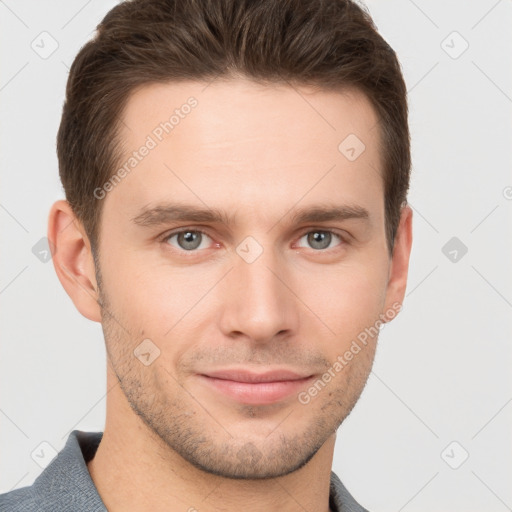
[{"xmin": 57, "ymin": 0, "xmax": 410, "ymax": 257}]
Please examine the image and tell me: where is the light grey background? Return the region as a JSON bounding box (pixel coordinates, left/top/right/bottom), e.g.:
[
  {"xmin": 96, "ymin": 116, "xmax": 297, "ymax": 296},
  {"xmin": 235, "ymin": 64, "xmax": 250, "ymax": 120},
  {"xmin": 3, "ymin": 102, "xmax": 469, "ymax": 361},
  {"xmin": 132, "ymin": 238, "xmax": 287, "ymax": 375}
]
[{"xmin": 1, "ymin": 1, "xmax": 511, "ymax": 511}]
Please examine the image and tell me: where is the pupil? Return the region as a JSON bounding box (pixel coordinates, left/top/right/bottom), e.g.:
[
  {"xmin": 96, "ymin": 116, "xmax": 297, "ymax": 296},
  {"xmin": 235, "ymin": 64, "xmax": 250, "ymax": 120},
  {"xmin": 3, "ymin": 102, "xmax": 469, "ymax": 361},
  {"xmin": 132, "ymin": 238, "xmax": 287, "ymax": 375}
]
[
  {"xmin": 180, "ymin": 231, "xmax": 200, "ymax": 250},
  {"xmin": 309, "ymin": 231, "xmax": 330, "ymax": 250}
]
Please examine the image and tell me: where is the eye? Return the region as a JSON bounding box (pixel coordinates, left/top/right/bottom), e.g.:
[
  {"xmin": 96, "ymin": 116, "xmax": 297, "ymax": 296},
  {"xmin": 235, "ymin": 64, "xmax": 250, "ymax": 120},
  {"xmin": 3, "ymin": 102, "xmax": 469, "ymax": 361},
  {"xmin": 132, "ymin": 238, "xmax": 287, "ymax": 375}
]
[
  {"xmin": 296, "ymin": 230, "xmax": 345, "ymax": 251},
  {"xmin": 163, "ymin": 229, "xmax": 213, "ymax": 251}
]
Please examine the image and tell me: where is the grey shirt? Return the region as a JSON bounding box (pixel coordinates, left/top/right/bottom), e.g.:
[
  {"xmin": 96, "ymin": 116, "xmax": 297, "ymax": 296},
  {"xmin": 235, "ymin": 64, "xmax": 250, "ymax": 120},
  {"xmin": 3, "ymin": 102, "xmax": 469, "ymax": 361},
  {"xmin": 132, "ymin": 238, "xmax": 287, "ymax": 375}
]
[{"xmin": 0, "ymin": 431, "xmax": 369, "ymax": 512}]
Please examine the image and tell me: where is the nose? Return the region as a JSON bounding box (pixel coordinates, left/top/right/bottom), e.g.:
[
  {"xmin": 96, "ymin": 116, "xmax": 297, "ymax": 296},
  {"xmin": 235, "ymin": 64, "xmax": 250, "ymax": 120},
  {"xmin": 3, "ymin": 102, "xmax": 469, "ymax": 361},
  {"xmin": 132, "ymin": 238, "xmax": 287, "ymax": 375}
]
[{"xmin": 218, "ymin": 245, "xmax": 299, "ymax": 344}]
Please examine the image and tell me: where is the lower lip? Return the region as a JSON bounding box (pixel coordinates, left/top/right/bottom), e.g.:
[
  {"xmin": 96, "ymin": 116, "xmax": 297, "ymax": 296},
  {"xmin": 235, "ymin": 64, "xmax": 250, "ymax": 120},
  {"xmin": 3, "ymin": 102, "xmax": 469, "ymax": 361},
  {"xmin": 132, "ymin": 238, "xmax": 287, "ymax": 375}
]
[{"xmin": 198, "ymin": 375, "xmax": 314, "ymax": 405}]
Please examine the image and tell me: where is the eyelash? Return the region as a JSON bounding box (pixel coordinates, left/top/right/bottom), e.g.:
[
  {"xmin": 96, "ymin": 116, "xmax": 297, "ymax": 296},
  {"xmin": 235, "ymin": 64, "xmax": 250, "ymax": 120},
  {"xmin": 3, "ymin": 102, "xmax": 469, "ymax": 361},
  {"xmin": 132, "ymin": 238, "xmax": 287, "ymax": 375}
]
[{"xmin": 159, "ymin": 227, "xmax": 348, "ymax": 255}]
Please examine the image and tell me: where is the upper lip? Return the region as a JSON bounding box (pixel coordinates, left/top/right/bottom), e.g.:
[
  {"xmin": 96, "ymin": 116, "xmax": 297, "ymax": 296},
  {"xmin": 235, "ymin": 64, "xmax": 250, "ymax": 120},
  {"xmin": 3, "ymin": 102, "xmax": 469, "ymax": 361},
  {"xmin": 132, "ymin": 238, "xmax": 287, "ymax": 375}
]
[{"xmin": 200, "ymin": 368, "xmax": 313, "ymax": 383}]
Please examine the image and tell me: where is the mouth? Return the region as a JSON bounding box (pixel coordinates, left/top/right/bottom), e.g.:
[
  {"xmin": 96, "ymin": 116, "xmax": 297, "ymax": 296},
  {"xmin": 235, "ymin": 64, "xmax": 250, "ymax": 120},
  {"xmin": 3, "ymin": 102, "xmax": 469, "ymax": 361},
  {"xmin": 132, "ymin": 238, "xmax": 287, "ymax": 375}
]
[{"xmin": 197, "ymin": 368, "xmax": 315, "ymax": 405}]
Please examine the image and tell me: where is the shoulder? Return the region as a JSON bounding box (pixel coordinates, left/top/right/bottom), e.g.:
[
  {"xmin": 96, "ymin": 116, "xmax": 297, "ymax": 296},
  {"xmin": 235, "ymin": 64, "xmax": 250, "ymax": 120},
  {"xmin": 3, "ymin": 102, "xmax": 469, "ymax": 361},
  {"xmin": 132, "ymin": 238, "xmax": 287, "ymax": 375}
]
[
  {"xmin": 0, "ymin": 485, "xmax": 37, "ymax": 512},
  {"xmin": 0, "ymin": 430, "xmax": 105, "ymax": 512}
]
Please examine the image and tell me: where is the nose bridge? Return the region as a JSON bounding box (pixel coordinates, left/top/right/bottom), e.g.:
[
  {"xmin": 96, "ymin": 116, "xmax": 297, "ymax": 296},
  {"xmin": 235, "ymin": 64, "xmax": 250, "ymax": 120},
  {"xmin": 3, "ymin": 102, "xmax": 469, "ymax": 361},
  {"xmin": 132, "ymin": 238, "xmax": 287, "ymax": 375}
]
[{"xmin": 219, "ymin": 239, "xmax": 298, "ymax": 342}]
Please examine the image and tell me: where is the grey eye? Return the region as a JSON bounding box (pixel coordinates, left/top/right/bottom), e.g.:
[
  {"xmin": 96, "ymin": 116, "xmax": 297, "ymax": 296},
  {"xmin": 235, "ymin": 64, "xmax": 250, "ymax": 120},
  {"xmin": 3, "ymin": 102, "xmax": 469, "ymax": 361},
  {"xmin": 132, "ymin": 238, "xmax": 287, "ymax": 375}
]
[
  {"xmin": 296, "ymin": 230, "xmax": 342, "ymax": 251},
  {"xmin": 307, "ymin": 231, "xmax": 332, "ymax": 250},
  {"xmin": 178, "ymin": 231, "xmax": 202, "ymax": 250},
  {"xmin": 166, "ymin": 230, "xmax": 210, "ymax": 251}
]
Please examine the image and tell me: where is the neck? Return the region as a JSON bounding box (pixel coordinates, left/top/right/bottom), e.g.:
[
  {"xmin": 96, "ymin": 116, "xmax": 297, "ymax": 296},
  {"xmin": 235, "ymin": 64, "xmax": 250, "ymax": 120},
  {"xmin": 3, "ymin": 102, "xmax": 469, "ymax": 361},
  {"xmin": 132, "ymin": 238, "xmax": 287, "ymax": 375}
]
[{"xmin": 87, "ymin": 371, "xmax": 336, "ymax": 512}]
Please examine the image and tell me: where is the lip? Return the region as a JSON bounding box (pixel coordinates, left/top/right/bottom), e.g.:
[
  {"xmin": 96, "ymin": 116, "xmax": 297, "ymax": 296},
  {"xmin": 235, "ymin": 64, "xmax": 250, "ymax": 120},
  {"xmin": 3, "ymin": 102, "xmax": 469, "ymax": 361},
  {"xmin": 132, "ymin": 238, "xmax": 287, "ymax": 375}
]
[{"xmin": 197, "ymin": 368, "xmax": 315, "ymax": 405}]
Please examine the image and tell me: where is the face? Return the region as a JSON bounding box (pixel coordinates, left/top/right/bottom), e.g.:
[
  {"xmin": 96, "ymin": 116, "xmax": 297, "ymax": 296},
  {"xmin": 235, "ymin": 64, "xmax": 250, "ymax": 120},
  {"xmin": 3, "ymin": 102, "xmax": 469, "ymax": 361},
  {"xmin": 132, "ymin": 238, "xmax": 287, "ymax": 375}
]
[{"xmin": 93, "ymin": 79, "xmax": 404, "ymax": 479}]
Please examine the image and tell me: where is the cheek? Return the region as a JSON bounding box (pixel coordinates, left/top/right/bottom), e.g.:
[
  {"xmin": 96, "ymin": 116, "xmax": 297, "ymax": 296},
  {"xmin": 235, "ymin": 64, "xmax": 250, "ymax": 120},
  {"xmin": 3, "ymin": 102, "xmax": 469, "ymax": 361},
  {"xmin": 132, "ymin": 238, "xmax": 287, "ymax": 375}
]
[
  {"xmin": 100, "ymin": 243, "xmax": 199, "ymax": 319},
  {"xmin": 296, "ymin": 259, "xmax": 388, "ymax": 346},
  {"xmin": 101, "ymin": 253, "xmax": 221, "ymax": 369}
]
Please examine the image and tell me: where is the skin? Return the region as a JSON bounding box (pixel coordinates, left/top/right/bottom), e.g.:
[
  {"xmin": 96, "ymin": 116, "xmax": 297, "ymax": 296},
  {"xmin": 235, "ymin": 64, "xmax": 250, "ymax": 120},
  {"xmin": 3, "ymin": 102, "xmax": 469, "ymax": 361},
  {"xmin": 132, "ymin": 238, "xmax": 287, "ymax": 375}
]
[{"xmin": 48, "ymin": 79, "xmax": 412, "ymax": 512}]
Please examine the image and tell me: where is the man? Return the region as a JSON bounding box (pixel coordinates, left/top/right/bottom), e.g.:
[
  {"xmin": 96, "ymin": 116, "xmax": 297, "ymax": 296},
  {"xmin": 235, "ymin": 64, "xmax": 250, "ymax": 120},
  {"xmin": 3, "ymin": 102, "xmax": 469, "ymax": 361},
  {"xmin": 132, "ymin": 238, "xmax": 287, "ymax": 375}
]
[{"xmin": 0, "ymin": 0, "xmax": 412, "ymax": 510}]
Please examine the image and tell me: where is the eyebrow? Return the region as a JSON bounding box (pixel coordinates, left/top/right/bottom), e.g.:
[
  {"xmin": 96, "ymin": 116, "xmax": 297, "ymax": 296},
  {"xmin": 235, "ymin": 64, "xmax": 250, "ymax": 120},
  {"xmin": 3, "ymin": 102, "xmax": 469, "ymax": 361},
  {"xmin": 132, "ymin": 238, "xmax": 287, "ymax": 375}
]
[{"xmin": 131, "ymin": 202, "xmax": 370, "ymax": 228}]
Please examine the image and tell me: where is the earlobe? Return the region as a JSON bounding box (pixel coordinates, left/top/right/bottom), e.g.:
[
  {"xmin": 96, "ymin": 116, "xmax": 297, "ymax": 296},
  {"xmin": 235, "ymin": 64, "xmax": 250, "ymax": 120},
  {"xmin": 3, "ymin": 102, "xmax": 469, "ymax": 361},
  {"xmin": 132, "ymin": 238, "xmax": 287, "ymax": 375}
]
[
  {"xmin": 47, "ymin": 200, "xmax": 102, "ymax": 323},
  {"xmin": 382, "ymin": 205, "xmax": 413, "ymax": 321}
]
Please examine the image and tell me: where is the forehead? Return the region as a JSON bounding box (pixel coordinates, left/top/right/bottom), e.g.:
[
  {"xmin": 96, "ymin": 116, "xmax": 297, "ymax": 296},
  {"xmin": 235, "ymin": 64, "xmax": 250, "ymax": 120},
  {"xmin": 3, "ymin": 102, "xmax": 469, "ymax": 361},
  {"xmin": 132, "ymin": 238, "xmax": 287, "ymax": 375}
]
[
  {"xmin": 109, "ymin": 79, "xmax": 383, "ymax": 226},
  {"xmin": 121, "ymin": 78, "xmax": 380, "ymax": 153}
]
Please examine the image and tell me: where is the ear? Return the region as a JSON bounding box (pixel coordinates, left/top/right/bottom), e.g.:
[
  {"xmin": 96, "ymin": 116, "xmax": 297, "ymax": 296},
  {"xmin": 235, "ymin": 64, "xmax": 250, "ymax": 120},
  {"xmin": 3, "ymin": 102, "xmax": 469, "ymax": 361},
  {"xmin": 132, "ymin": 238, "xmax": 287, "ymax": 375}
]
[
  {"xmin": 47, "ymin": 200, "xmax": 102, "ymax": 322},
  {"xmin": 382, "ymin": 204, "xmax": 413, "ymax": 321}
]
